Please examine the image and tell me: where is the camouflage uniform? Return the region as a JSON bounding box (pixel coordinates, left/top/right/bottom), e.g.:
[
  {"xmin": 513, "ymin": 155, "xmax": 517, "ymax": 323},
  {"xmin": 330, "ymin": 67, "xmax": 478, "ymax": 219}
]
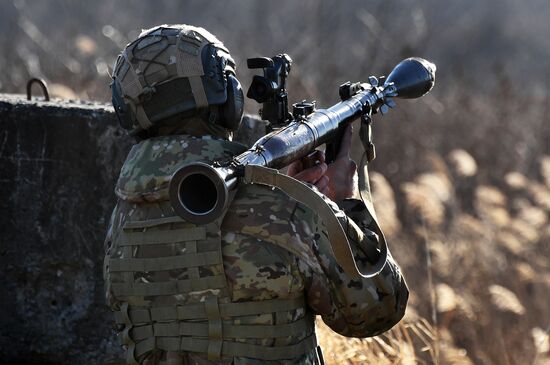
[{"xmin": 104, "ymin": 134, "xmax": 408, "ymax": 365}]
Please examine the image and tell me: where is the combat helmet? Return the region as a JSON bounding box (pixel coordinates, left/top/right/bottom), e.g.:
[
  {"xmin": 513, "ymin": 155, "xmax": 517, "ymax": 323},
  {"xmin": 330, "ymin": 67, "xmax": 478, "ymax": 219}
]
[{"xmin": 111, "ymin": 24, "xmax": 244, "ymax": 137}]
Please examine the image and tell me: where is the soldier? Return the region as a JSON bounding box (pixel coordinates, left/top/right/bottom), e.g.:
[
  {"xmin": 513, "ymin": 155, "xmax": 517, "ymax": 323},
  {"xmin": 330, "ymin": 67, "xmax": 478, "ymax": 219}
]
[{"xmin": 104, "ymin": 24, "xmax": 408, "ymax": 365}]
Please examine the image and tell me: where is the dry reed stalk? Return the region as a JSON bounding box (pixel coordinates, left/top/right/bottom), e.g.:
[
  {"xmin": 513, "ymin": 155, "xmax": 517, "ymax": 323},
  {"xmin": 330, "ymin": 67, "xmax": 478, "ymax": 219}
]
[
  {"xmin": 447, "ymin": 149, "xmax": 478, "ymax": 178},
  {"xmin": 316, "ymin": 318, "xmax": 440, "ymax": 365},
  {"xmin": 420, "ymin": 214, "xmax": 440, "ymax": 365}
]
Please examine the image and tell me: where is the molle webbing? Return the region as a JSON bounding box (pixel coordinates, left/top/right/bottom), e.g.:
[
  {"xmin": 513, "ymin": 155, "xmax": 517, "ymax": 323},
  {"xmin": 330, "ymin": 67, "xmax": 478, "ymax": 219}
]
[
  {"xmin": 110, "ymin": 251, "xmax": 219, "ymax": 272},
  {"xmin": 118, "ymin": 227, "xmax": 206, "ymax": 246},
  {"xmin": 122, "ymin": 215, "xmax": 192, "ymax": 229},
  {"xmin": 114, "ymin": 296, "xmax": 306, "ymax": 324},
  {"xmin": 126, "ymin": 314, "xmax": 312, "ymax": 340},
  {"xmin": 130, "ymin": 333, "xmax": 317, "ymax": 361},
  {"xmin": 109, "ymin": 218, "xmax": 225, "ymax": 299},
  {"xmin": 111, "ymin": 275, "xmax": 227, "ymax": 297},
  {"xmin": 115, "ymin": 296, "xmax": 315, "ymax": 362},
  {"xmin": 111, "ymin": 214, "xmax": 315, "ymax": 363}
]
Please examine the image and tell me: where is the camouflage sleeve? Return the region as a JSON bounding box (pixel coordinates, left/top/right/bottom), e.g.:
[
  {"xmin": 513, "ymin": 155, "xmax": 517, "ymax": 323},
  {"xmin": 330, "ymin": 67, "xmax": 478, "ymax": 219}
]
[{"xmin": 303, "ymin": 195, "xmax": 408, "ymax": 338}]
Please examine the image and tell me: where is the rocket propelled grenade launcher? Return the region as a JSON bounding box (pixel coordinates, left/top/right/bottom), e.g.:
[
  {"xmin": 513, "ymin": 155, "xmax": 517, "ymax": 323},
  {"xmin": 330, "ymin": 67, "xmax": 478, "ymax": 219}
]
[{"xmin": 169, "ymin": 57, "xmax": 436, "ymax": 225}]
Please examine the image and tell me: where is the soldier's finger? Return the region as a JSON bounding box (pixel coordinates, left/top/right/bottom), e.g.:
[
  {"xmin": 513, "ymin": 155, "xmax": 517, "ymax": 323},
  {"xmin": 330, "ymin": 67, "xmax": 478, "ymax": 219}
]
[
  {"xmin": 287, "ymin": 160, "xmax": 304, "ymax": 177},
  {"xmin": 337, "ymin": 124, "xmax": 353, "ymax": 159},
  {"xmin": 315, "ymin": 175, "xmax": 330, "ymax": 191},
  {"xmin": 292, "ymin": 162, "xmax": 327, "ymax": 183}
]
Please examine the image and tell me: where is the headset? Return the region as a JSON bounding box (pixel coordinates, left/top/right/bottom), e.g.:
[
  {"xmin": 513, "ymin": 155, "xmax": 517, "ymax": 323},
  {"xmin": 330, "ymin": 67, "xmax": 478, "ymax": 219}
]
[{"xmin": 214, "ymin": 47, "xmax": 244, "ymax": 131}]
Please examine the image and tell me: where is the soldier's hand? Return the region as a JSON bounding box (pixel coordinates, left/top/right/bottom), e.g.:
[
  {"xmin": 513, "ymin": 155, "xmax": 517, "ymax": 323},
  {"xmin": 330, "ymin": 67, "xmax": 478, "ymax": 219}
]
[
  {"xmin": 287, "ymin": 150, "xmax": 330, "ymax": 196},
  {"xmin": 287, "ymin": 126, "xmax": 357, "ymax": 201},
  {"xmin": 287, "ymin": 125, "xmax": 357, "ymax": 201},
  {"xmin": 325, "ymin": 124, "xmax": 357, "ymax": 201}
]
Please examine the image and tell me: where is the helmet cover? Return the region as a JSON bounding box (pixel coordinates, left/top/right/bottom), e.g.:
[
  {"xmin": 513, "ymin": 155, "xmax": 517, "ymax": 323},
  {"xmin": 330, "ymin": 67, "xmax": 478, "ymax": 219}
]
[{"xmin": 111, "ymin": 24, "xmax": 241, "ymax": 137}]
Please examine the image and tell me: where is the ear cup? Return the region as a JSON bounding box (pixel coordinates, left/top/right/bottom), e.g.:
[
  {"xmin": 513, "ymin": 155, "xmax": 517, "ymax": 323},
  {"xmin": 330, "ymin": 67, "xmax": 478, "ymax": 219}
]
[{"xmin": 220, "ymin": 73, "xmax": 244, "ymax": 131}]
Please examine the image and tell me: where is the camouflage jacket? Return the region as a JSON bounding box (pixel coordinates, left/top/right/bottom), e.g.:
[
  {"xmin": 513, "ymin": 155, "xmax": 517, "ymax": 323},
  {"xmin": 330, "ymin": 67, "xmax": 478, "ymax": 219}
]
[{"xmin": 104, "ymin": 135, "xmax": 408, "ymax": 365}]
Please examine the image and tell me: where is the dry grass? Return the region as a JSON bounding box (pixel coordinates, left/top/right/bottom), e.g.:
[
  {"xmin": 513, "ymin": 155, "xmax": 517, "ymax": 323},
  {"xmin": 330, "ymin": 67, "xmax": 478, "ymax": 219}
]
[
  {"xmin": 317, "ymin": 317, "xmax": 476, "ymax": 365},
  {"xmin": 317, "ymin": 318, "xmax": 437, "ymax": 365}
]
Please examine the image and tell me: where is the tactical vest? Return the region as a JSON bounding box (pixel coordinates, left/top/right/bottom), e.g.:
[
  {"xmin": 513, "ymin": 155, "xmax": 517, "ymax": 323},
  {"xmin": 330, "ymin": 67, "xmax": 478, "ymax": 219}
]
[{"xmin": 105, "ymin": 135, "xmax": 318, "ymax": 364}]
